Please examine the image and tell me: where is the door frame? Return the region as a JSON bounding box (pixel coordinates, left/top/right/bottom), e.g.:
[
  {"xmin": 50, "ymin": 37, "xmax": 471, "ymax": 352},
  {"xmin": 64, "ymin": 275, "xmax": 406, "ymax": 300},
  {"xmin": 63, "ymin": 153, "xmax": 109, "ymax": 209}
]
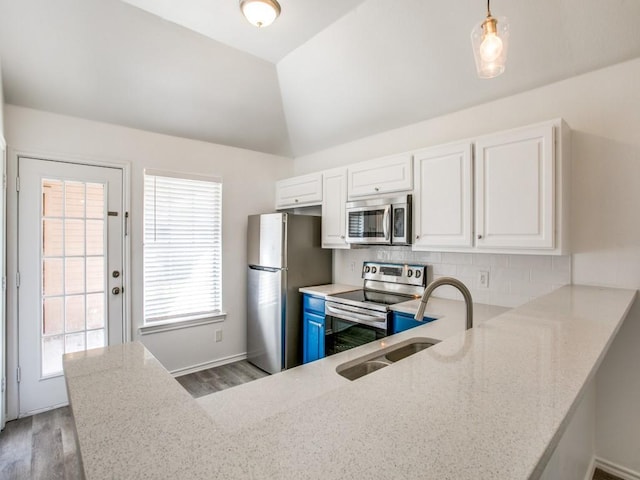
[{"xmin": 5, "ymin": 147, "xmax": 131, "ymax": 420}]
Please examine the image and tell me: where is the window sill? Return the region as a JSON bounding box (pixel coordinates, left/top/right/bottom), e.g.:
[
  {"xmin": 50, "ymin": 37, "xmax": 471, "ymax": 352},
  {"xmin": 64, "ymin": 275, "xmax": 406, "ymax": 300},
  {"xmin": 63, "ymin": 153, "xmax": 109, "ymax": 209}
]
[{"xmin": 138, "ymin": 312, "xmax": 227, "ymax": 335}]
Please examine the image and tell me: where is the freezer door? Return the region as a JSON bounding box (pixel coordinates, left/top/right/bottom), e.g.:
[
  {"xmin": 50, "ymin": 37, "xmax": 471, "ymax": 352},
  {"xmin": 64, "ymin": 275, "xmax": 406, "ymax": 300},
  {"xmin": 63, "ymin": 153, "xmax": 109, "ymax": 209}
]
[
  {"xmin": 247, "ymin": 266, "xmax": 284, "ymax": 374},
  {"xmin": 247, "ymin": 213, "xmax": 286, "ymax": 269}
]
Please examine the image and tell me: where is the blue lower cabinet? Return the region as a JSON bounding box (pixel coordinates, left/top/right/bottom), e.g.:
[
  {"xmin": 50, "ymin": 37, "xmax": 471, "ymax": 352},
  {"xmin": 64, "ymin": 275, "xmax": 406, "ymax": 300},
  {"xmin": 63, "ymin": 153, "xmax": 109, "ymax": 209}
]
[
  {"xmin": 392, "ymin": 311, "xmax": 436, "ymax": 334},
  {"xmin": 302, "ymin": 294, "xmax": 326, "ymax": 364}
]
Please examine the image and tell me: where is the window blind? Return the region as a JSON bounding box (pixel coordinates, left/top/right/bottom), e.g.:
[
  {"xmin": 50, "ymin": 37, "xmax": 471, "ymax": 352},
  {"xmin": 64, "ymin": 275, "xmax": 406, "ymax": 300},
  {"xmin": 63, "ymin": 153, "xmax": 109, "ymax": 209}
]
[{"xmin": 143, "ymin": 172, "xmax": 222, "ymax": 323}]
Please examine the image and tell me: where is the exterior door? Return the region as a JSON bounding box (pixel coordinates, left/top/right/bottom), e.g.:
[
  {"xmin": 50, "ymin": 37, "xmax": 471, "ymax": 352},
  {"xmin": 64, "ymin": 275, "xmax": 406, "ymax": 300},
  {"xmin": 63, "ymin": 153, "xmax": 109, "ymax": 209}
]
[{"xmin": 17, "ymin": 157, "xmax": 124, "ymax": 415}]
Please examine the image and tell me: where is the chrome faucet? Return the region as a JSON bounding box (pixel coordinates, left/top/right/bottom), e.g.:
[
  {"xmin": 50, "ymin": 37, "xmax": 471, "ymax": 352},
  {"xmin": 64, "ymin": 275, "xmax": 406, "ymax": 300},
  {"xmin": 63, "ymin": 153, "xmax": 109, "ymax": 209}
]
[{"xmin": 414, "ymin": 277, "xmax": 473, "ymax": 330}]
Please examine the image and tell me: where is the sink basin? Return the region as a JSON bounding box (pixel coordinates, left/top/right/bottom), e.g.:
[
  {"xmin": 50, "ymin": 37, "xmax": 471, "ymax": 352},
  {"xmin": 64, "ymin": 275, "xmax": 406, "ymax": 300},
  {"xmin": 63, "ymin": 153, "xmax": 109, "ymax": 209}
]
[
  {"xmin": 336, "ymin": 337, "xmax": 440, "ymax": 381},
  {"xmin": 337, "ymin": 360, "xmax": 391, "ymax": 381},
  {"xmin": 384, "ymin": 341, "xmax": 437, "ymax": 362}
]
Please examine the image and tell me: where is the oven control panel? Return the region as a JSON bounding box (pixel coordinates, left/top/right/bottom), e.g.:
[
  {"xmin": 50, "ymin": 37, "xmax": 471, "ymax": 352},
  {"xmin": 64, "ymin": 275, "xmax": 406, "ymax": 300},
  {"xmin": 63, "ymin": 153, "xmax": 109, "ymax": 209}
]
[{"xmin": 362, "ymin": 262, "xmax": 427, "ymax": 287}]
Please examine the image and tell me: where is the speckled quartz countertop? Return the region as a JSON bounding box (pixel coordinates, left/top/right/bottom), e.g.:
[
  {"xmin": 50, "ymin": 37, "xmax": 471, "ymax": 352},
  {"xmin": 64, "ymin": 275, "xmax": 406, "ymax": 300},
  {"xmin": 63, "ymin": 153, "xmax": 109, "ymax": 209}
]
[
  {"xmin": 298, "ymin": 283, "xmax": 360, "ymax": 297},
  {"xmin": 65, "ymin": 285, "xmax": 637, "ymax": 480}
]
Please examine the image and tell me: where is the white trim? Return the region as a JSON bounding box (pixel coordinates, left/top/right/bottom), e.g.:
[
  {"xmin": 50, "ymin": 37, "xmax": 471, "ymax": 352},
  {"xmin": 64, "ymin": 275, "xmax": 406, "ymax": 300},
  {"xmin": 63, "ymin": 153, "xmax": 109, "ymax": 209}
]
[
  {"xmin": 169, "ymin": 352, "xmax": 247, "ymax": 376},
  {"xmin": 138, "ymin": 313, "xmax": 226, "ymax": 335},
  {"xmin": 5, "ymin": 146, "xmax": 132, "ymax": 421},
  {"xmin": 584, "ymin": 457, "xmax": 597, "ymax": 480},
  {"xmin": 595, "ymin": 457, "xmax": 640, "ymax": 480},
  {"xmin": 144, "ymin": 168, "xmax": 222, "ymax": 184},
  {"xmin": 19, "ymin": 400, "xmax": 69, "ymax": 418}
]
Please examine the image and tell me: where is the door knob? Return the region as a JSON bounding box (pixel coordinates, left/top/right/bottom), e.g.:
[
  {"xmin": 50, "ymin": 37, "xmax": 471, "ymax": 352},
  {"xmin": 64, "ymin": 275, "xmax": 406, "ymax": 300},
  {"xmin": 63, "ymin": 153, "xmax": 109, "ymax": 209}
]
[
  {"xmin": 477, "ymin": 234, "xmax": 483, "ymax": 239},
  {"xmin": 112, "ymin": 270, "xmax": 120, "ymax": 278},
  {"xmin": 112, "ymin": 287, "xmax": 121, "ymax": 295}
]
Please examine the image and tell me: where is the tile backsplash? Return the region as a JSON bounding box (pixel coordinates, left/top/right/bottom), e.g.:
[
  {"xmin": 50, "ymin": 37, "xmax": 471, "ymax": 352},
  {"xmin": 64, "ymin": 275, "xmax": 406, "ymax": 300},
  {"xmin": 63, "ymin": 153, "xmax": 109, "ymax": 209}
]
[{"xmin": 333, "ymin": 248, "xmax": 572, "ymax": 308}]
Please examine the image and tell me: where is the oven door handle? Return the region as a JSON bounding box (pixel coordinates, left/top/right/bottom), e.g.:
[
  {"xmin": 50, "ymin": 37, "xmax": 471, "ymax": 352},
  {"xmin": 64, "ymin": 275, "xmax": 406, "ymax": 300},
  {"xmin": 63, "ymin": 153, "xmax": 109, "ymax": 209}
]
[{"xmin": 325, "ymin": 304, "xmax": 387, "ymax": 328}]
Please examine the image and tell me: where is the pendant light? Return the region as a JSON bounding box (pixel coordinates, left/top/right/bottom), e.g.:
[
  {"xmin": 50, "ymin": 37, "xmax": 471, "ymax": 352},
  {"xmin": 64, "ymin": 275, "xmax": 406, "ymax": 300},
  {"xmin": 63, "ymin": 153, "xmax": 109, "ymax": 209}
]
[
  {"xmin": 470, "ymin": 0, "xmax": 509, "ymax": 79},
  {"xmin": 240, "ymin": 0, "xmax": 281, "ymax": 28}
]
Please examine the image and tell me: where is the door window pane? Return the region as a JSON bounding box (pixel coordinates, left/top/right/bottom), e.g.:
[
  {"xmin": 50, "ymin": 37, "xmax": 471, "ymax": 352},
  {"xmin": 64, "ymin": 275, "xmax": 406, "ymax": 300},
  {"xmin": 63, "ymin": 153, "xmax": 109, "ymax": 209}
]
[
  {"xmin": 86, "ymin": 257, "xmax": 104, "ymax": 292},
  {"xmin": 86, "ymin": 293, "xmax": 105, "ymax": 329},
  {"xmin": 65, "ymin": 295, "xmax": 85, "ymax": 333},
  {"xmin": 86, "ymin": 220, "xmax": 104, "ymax": 255},
  {"xmin": 65, "ymin": 332, "xmax": 85, "ymax": 354},
  {"xmin": 65, "ymin": 219, "xmax": 85, "ymax": 256},
  {"xmin": 43, "ymin": 219, "xmax": 63, "ymax": 256},
  {"xmin": 65, "ymin": 182, "xmax": 85, "ymax": 218},
  {"xmin": 87, "ymin": 329, "xmax": 105, "ymax": 350},
  {"xmin": 42, "ymin": 180, "xmax": 63, "ymax": 217},
  {"xmin": 65, "ymin": 258, "xmax": 85, "ymax": 294},
  {"xmin": 85, "ymin": 183, "xmax": 104, "ymax": 219},
  {"xmin": 43, "ymin": 258, "xmax": 64, "ymax": 296},
  {"xmin": 43, "ymin": 297, "xmax": 64, "ymax": 335}
]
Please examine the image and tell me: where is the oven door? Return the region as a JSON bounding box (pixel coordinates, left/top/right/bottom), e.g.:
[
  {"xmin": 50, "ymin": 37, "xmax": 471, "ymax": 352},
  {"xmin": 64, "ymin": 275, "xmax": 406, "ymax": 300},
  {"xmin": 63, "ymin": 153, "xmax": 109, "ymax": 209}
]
[
  {"xmin": 324, "ymin": 302, "xmax": 388, "ymax": 356},
  {"xmin": 345, "ymin": 204, "xmax": 391, "ymax": 244}
]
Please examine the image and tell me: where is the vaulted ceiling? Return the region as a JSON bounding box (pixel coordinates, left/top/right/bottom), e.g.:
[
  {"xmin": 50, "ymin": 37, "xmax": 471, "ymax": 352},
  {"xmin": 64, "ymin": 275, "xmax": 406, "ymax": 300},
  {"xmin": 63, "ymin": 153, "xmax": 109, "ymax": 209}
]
[{"xmin": 1, "ymin": 0, "xmax": 640, "ymax": 158}]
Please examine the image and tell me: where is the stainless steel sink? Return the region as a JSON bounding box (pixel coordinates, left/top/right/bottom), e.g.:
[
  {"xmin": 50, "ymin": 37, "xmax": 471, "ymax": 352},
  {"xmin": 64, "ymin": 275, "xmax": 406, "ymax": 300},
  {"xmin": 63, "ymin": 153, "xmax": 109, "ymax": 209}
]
[
  {"xmin": 384, "ymin": 341, "xmax": 438, "ymax": 362},
  {"xmin": 337, "ymin": 360, "xmax": 391, "ymax": 381},
  {"xmin": 336, "ymin": 337, "xmax": 440, "ymax": 381}
]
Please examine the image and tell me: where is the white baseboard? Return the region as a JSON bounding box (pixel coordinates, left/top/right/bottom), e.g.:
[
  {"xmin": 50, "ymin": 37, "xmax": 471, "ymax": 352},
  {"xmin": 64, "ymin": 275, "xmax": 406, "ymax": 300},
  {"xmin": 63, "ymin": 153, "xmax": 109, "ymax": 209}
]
[
  {"xmin": 595, "ymin": 457, "xmax": 640, "ymax": 480},
  {"xmin": 169, "ymin": 352, "xmax": 247, "ymax": 377},
  {"xmin": 584, "ymin": 457, "xmax": 597, "ymax": 480}
]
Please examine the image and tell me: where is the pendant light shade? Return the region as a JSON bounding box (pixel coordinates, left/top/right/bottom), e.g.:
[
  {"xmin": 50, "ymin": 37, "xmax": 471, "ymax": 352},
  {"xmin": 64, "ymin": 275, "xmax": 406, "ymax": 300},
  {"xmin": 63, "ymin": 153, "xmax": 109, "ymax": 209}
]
[
  {"xmin": 471, "ymin": 1, "xmax": 509, "ymax": 79},
  {"xmin": 240, "ymin": 0, "xmax": 281, "ymax": 28}
]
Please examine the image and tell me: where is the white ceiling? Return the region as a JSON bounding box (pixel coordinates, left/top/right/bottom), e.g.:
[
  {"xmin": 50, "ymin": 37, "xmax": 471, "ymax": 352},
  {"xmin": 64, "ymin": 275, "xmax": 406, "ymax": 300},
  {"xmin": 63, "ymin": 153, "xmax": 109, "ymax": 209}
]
[
  {"xmin": 121, "ymin": 0, "xmax": 368, "ymax": 63},
  {"xmin": 1, "ymin": 0, "xmax": 640, "ymax": 157}
]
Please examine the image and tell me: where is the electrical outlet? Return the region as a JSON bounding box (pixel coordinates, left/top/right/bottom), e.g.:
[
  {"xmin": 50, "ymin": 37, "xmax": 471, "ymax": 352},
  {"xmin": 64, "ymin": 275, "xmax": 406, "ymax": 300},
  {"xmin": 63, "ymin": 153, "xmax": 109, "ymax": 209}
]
[
  {"xmin": 215, "ymin": 330, "xmax": 223, "ymax": 342},
  {"xmin": 478, "ymin": 271, "xmax": 489, "ymax": 289}
]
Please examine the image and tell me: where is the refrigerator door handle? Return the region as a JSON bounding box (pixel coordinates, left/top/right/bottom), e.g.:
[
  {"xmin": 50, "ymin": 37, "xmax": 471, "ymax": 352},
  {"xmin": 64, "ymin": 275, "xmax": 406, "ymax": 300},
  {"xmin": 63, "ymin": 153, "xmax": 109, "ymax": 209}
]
[{"xmin": 249, "ymin": 265, "xmax": 282, "ymax": 273}]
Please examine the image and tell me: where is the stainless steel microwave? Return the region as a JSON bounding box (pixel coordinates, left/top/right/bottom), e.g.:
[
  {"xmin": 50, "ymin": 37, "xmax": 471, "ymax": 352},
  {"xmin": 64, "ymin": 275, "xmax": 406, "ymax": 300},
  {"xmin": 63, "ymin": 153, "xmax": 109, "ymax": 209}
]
[{"xmin": 345, "ymin": 195, "xmax": 412, "ymax": 245}]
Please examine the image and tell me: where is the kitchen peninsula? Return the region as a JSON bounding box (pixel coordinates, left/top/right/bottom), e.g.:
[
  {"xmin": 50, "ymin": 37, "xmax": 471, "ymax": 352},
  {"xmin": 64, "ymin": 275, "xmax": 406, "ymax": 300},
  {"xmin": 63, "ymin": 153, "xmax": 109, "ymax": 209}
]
[{"xmin": 64, "ymin": 285, "xmax": 636, "ymax": 479}]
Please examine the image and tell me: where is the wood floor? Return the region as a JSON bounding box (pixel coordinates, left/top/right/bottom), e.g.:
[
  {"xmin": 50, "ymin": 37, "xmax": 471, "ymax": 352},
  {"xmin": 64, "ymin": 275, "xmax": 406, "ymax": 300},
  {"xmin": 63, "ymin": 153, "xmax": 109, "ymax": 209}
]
[
  {"xmin": 0, "ymin": 360, "xmax": 625, "ymax": 480},
  {"xmin": 175, "ymin": 359, "xmax": 269, "ymax": 398}
]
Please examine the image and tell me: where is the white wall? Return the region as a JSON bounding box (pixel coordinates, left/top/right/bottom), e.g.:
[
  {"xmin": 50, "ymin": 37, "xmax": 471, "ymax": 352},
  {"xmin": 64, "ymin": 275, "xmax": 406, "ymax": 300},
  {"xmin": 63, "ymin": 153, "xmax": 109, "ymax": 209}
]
[
  {"xmin": 4, "ymin": 105, "xmax": 292, "ymax": 395},
  {"xmin": 294, "ymin": 58, "xmax": 640, "ymax": 476}
]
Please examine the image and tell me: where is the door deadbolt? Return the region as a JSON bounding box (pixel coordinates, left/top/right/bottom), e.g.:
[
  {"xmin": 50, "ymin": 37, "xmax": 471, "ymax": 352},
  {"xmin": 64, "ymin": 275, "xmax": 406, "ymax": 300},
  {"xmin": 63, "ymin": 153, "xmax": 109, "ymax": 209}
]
[
  {"xmin": 112, "ymin": 270, "xmax": 120, "ymax": 278},
  {"xmin": 112, "ymin": 287, "xmax": 121, "ymax": 295}
]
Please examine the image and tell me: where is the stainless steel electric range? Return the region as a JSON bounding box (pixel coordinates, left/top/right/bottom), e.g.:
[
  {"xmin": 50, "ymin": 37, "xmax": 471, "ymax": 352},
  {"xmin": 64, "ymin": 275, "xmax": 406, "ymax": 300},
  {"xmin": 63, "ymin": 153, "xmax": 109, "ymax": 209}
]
[{"xmin": 324, "ymin": 262, "xmax": 428, "ymax": 356}]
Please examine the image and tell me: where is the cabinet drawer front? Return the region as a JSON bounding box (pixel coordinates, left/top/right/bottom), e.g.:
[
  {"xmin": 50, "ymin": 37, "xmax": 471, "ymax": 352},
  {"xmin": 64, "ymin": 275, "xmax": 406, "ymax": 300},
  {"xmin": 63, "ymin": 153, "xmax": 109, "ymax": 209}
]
[
  {"xmin": 303, "ymin": 294, "xmax": 326, "ymax": 315},
  {"xmin": 348, "ymin": 154, "xmax": 413, "ymax": 199}
]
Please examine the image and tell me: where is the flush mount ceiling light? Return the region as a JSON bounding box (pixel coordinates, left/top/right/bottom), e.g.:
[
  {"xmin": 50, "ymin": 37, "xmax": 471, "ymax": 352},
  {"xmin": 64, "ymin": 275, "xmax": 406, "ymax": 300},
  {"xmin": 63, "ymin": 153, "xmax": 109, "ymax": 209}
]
[
  {"xmin": 240, "ymin": 0, "xmax": 281, "ymax": 28},
  {"xmin": 470, "ymin": 0, "xmax": 509, "ymax": 79}
]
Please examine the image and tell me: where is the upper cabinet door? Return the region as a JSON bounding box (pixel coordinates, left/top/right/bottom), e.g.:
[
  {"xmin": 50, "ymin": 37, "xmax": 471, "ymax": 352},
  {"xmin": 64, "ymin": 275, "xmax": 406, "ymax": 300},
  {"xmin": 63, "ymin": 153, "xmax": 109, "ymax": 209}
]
[
  {"xmin": 321, "ymin": 167, "xmax": 349, "ymax": 249},
  {"xmin": 475, "ymin": 124, "xmax": 555, "ymax": 250},
  {"xmin": 413, "ymin": 142, "xmax": 473, "ymax": 249},
  {"xmin": 275, "ymin": 173, "xmax": 323, "ymax": 209},
  {"xmin": 347, "ymin": 154, "xmax": 413, "ymax": 199}
]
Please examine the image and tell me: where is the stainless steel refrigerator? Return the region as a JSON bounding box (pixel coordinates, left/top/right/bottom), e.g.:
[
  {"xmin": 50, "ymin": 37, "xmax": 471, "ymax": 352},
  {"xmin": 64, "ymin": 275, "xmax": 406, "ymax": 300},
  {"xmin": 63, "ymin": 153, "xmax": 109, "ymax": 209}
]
[{"xmin": 247, "ymin": 213, "xmax": 332, "ymax": 374}]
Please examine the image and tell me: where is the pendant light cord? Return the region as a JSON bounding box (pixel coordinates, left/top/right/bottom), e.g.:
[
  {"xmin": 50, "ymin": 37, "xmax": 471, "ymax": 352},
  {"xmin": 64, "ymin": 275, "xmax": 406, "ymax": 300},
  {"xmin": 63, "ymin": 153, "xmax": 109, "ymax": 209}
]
[{"xmin": 487, "ymin": 0, "xmax": 492, "ymax": 17}]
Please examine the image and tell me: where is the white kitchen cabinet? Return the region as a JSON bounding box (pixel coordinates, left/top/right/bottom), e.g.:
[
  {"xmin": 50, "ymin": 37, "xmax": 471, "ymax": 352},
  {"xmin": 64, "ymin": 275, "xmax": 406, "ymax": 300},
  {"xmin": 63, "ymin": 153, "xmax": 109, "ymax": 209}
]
[
  {"xmin": 275, "ymin": 173, "xmax": 322, "ymax": 209},
  {"xmin": 347, "ymin": 154, "xmax": 413, "ymax": 199},
  {"xmin": 474, "ymin": 121, "xmax": 569, "ymax": 253},
  {"xmin": 321, "ymin": 167, "xmax": 349, "ymax": 249},
  {"xmin": 413, "ymin": 142, "xmax": 473, "ymax": 249}
]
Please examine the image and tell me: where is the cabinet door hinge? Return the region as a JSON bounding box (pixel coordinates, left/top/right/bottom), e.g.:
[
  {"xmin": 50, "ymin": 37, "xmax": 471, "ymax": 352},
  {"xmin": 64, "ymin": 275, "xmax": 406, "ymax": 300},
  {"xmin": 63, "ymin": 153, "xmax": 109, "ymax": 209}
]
[
  {"xmin": 15, "ymin": 176, "xmax": 20, "ymax": 192},
  {"xmin": 1, "ymin": 377, "xmax": 5, "ymax": 393},
  {"xmin": 16, "ymin": 271, "xmax": 20, "ymax": 288},
  {"xmin": 16, "ymin": 367, "xmax": 21, "ymax": 383},
  {"xmin": 125, "ymin": 212, "xmax": 129, "ymax": 236},
  {"xmin": 2, "ymin": 276, "xmax": 5, "ymax": 291}
]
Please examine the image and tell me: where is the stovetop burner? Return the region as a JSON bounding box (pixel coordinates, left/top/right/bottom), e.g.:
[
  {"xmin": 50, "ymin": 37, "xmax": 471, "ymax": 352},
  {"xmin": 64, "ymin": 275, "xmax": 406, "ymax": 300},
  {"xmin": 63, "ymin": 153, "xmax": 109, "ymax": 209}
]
[{"xmin": 329, "ymin": 289, "xmax": 419, "ymax": 308}]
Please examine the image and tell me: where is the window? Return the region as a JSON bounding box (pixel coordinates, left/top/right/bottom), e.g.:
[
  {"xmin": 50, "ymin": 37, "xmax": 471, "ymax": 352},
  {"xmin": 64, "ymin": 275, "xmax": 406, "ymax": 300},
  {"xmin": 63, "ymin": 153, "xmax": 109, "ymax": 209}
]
[{"xmin": 143, "ymin": 171, "xmax": 222, "ymax": 324}]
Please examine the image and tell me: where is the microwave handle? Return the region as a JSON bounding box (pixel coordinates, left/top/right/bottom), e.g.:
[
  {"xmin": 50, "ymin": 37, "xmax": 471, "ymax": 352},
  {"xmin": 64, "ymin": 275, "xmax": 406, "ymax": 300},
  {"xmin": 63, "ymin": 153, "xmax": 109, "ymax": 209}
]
[{"xmin": 383, "ymin": 205, "xmax": 391, "ymax": 241}]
